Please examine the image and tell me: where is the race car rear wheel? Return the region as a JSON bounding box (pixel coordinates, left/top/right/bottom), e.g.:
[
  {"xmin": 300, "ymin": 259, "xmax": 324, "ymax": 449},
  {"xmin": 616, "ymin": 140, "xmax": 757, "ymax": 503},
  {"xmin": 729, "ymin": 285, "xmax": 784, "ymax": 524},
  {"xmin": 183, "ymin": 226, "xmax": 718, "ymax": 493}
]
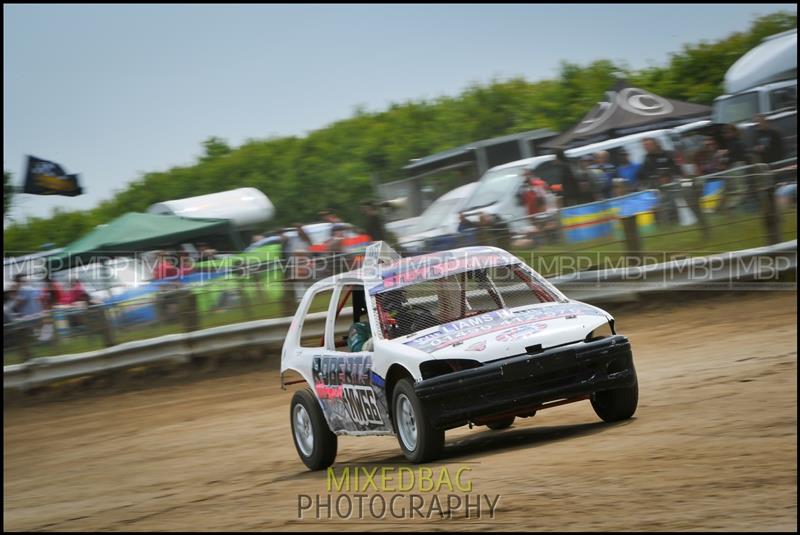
[
  {"xmin": 486, "ymin": 416, "xmax": 516, "ymax": 430},
  {"xmin": 392, "ymin": 378, "xmax": 444, "ymax": 463},
  {"xmin": 591, "ymin": 377, "xmax": 639, "ymax": 422},
  {"xmin": 290, "ymin": 388, "xmax": 338, "ymax": 471}
]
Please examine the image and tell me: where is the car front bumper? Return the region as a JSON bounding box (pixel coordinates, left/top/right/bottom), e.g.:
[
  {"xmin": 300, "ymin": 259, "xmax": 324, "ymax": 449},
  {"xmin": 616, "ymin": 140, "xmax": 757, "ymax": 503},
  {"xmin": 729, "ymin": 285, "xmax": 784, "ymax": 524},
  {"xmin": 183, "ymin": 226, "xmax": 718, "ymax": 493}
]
[{"xmin": 414, "ymin": 335, "xmax": 636, "ymax": 430}]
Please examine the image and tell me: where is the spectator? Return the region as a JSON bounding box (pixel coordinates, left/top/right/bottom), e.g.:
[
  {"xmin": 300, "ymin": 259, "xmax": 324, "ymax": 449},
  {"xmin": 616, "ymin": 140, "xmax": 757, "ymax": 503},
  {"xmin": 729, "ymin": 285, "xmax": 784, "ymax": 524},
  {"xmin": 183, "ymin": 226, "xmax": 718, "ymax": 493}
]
[
  {"xmin": 197, "ymin": 242, "xmax": 218, "ymax": 261},
  {"xmin": 752, "ymin": 114, "xmax": 785, "ymax": 164},
  {"xmin": 589, "ymin": 151, "xmax": 618, "ymax": 199},
  {"xmin": 636, "ymin": 137, "xmax": 683, "ymax": 189},
  {"xmin": 617, "ymin": 150, "xmax": 641, "ymax": 190},
  {"xmin": 152, "ymin": 251, "xmax": 180, "ymax": 280},
  {"xmin": 37, "ymin": 273, "xmax": 66, "ymax": 340},
  {"xmin": 637, "ymin": 138, "xmax": 687, "ymax": 227},
  {"xmin": 457, "ymin": 212, "xmax": 478, "ymax": 233},
  {"xmin": 700, "ymin": 137, "xmax": 731, "ymax": 175},
  {"xmin": 4, "ymin": 289, "xmax": 17, "ymax": 324},
  {"xmin": 294, "ymin": 223, "xmax": 314, "ymax": 250},
  {"xmin": 11, "ymin": 273, "xmax": 43, "ymax": 319},
  {"xmin": 39, "ymin": 273, "xmax": 64, "ymax": 311},
  {"xmin": 326, "ymin": 223, "xmax": 347, "ymax": 253},
  {"xmin": 550, "ymin": 149, "xmax": 582, "ymax": 207},
  {"xmin": 318, "ymin": 209, "xmax": 342, "ymax": 224},
  {"xmin": 66, "ymin": 277, "xmax": 91, "ymax": 305},
  {"xmin": 360, "ymin": 200, "xmax": 387, "ymax": 242},
  {"xmin": 177, "ymin": 250, "xmax": 194, "ymax": 277},
  {"xmin": 519, "ymin": 169, "xmax": 552, "ymax": 216},
  {"xmin": 575, "ymin": 156, "xmax": 600, "ymax": 204},
  {"xmin": 695, "ymin": 137, "xmax": 726, "ymax": 175},
  {"xmin": 455, "ymin": 212, "xmax": 481, "ymax": 246},
  {"xmin": 721, "ymin": 124, "xmax": 750, "ymax": 166}
]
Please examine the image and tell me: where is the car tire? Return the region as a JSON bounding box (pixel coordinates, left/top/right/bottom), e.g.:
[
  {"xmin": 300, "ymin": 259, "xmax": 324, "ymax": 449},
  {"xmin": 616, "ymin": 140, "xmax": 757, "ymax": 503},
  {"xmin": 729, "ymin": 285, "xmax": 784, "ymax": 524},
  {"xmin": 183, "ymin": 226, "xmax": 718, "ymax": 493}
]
[
  {"xmin": 290, "ymin": 388, "xmax": 338, "ymax": 470},
  {"xmin": 486, "ymin": 416, "xmax": 516, "ymax": 430},
  {"xmin": 591, "ymin": 375, "xmax": 639, "ymax": 422},
  {"xmin": 392, "ymin": 378, "xmax": 444, "ymax": 463}
]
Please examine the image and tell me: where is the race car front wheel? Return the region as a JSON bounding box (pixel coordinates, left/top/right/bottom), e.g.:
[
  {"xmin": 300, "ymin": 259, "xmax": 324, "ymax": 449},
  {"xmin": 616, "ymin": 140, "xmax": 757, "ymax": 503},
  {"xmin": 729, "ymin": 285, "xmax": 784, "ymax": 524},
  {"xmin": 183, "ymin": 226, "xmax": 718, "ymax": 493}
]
[
  {"xmin": 591, "ymin": 376, "xmax": 639, "ymax": 422},
  {"xmin": 290, "ymin": 388, "xmax": 338, "ymax": 470},
  {"xmin": 392, "ymin": 378, "xmax": 444, "ymax": 463}
]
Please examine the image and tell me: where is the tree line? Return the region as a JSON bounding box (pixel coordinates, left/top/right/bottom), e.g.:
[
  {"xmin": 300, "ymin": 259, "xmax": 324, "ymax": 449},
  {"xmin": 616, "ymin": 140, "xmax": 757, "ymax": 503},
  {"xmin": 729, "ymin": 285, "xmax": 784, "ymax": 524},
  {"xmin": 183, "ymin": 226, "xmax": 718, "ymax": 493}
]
[{"xmin": 3, "ymin": 12, "xmax": 796, "ymax": 254}]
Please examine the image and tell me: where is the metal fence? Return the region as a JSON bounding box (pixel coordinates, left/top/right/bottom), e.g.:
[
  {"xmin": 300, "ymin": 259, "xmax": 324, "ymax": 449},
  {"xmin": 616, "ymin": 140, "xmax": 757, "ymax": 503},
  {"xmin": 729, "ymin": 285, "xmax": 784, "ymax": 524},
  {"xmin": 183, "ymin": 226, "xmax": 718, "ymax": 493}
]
[
  {"xmin": 3, "ymin": 158, "xmax": 796, "ymax": 365},
  {"xmin": 397, "ymin": 158, "xmax": 797, "ymax": 274}
]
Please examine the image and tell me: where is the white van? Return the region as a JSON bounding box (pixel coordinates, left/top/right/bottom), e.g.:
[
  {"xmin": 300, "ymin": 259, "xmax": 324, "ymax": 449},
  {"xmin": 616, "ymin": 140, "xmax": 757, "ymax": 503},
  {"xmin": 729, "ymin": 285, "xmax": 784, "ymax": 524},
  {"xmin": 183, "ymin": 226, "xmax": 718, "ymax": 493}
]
[
  {"xmin": 712, "ymin": 29, "xmax": 797, "ymax": 157},
  {"xmin": 397, "ymin": 182, "xmax": 478, "ymax": 253},
  {"xmin": 457, "ymin": 129, "xmax": 679, "ymax": 234}
]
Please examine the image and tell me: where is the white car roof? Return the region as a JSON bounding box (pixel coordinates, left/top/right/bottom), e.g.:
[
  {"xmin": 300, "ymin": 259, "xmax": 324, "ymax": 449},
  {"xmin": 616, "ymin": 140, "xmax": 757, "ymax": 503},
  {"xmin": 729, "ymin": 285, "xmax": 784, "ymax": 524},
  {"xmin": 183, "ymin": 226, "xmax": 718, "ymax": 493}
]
[{"xmin": 309, "ymin": 245, "xmax": 522, "ymax": 294}]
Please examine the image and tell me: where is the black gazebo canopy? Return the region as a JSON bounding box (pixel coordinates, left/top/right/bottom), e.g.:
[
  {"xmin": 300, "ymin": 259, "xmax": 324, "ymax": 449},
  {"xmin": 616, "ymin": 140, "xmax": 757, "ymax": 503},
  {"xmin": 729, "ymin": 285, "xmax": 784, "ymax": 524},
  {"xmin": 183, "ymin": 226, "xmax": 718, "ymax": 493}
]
[{"xmin": 543, "ymin": 81, "xmax": 711, "ymax": 150}]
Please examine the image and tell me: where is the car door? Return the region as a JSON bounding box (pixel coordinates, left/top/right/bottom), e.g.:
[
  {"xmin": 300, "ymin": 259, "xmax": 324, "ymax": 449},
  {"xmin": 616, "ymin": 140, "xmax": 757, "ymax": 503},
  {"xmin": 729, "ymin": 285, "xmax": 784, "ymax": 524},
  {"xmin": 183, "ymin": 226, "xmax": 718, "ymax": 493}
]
[{"xmin": 311, "ymin": 282, "xmax": 392, "ymax": 435}]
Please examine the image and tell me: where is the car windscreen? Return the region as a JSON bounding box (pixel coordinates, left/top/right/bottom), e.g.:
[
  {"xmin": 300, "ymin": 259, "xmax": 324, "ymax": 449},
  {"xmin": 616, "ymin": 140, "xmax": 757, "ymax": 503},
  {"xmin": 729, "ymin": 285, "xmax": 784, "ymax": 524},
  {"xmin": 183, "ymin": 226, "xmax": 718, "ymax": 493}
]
[
  {"xmin": 411, "ymin": 198, "xmax": 461, "ymax": 234},
  {"xmin": 462, "ymin": 167, "xmax": 523, "ymax": 211},
  {"xmin": 374, "ymin": 264, "xmax": 562, "ymax": 340}
]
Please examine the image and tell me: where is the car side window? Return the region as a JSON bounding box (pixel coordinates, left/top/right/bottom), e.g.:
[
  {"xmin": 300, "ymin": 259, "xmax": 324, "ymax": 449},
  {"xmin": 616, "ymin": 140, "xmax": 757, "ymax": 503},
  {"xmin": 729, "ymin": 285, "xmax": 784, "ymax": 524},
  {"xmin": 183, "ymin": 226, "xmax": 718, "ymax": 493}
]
[
  {"xmin": 330, "ymin": 284, "xmax": 372, "ymax": 352},
  {"xmin": 299, "ymin": 288, "xmax": 334, "ymax": 348}
]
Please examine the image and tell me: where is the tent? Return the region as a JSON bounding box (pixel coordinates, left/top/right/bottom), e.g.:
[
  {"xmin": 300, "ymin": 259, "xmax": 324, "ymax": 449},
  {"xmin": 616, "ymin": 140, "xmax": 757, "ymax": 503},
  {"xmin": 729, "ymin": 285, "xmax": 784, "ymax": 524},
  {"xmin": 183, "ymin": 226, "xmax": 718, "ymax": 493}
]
[
  {"xmin": 47, "ymin": 212, "xmax": 241, "ymax": 271},
  {"xmin": 543, "ymin": 81, "xmax": 711, "ymax": 150}
]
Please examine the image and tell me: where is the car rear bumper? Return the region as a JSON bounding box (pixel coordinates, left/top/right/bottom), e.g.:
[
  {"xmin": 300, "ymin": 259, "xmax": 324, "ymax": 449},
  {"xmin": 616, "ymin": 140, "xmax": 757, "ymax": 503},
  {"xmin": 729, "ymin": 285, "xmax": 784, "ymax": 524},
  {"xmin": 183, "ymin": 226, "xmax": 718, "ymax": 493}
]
[{"xmin": 414, "ymin": 335, "xmax": 636, "ymax": 430}]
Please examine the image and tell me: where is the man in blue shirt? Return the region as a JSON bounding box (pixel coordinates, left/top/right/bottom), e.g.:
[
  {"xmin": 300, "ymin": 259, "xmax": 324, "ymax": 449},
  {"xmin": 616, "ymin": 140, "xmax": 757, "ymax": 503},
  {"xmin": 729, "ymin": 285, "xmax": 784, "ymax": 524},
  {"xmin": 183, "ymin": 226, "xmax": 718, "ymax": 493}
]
[
  {"xmin": 589, "ymin": 151, "xmax": 618, "ymax": 199},
  {"xmin": 11, "ymin": 274, "xmax": 43, "ymax": 319},
  {"xmin": 616, "ymin": 150, "xmax": 642, "ymax": 192}
]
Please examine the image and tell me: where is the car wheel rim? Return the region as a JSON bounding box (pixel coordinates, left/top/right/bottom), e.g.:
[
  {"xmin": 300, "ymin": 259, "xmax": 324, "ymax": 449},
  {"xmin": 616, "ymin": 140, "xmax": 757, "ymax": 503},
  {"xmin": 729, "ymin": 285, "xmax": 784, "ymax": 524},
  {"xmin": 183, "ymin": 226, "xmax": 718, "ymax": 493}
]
[
  {"xmin": 396, "ymin": 393, "xmax": 418, "ymax": 451},
  {"xmin": 293, "ymin": 404, "xmax": 314, "ymax": 457}
]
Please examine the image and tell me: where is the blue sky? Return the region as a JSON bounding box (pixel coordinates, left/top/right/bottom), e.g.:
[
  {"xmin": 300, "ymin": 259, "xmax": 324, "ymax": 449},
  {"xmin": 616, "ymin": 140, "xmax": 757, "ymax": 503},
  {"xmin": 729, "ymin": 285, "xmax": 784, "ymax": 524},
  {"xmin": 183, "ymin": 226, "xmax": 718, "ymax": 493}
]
[{"xmin": 3, "ymin": 3, "xmax": 796, "ymax": 223}]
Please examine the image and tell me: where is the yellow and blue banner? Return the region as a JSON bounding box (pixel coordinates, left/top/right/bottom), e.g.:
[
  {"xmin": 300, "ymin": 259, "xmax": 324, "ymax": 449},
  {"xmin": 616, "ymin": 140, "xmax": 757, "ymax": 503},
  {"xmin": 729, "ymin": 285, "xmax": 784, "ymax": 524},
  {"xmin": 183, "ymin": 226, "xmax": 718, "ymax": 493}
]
[
  {"xmin": 701, "ymin": 179, "xmax": 725, "ymax": 211},
  {"xmin": 560, "ymin": 190, "xmax": 659, "ymax": 243}
]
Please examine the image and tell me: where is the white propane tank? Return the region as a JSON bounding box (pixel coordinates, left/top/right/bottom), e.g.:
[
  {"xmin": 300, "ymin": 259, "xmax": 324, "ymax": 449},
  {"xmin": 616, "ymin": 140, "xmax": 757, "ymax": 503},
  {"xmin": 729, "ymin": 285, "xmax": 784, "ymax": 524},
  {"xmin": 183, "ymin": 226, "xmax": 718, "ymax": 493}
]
[{"xmin": 148, "ymin": 187, "xmax": 275, "ymax": 230}]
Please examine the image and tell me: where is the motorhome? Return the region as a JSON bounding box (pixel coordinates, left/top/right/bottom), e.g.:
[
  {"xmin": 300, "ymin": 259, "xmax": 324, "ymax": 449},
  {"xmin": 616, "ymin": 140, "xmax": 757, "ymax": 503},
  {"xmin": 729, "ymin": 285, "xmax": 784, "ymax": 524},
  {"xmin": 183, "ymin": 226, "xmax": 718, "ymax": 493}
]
[{"xmin": 712, "ymin": 29, "xmax": 797, "ymax": 158}]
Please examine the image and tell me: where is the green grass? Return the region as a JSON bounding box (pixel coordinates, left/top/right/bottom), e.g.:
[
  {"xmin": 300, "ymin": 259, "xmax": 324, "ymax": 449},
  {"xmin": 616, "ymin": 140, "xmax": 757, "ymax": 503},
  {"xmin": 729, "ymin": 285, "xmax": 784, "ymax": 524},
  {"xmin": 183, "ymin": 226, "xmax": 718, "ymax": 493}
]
[{"xmin": 6, "ymin": 207, "xmax": 796, "ymax": 364}]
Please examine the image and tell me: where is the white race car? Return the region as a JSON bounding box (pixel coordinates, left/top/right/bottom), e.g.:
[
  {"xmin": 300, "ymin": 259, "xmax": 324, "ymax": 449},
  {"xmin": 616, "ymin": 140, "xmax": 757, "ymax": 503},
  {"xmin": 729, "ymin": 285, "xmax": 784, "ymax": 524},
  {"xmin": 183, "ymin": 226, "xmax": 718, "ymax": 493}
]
[{"xmin": 281, "ymin": 243, "xmax": 638, "ymax": 469}]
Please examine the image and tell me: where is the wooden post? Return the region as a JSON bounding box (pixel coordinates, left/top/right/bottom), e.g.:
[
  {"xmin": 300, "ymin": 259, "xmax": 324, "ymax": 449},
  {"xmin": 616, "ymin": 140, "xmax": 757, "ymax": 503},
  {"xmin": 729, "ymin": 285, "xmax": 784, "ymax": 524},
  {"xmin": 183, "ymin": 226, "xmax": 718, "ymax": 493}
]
[
  {"xmin": 621, "ymin": 215, "xmax": 642, "ymax": 266},
  {"xmin": 238, "ymin": 274, "xmax": 253, "ymax": 320},
  {"xmin": 91, "ymin": 305, "xmax": 115, "ymax": 348},
  {"xmin": 689, "ymin": 178, "xmax": 710, "ymax": 241},
  {"xmin": 18, "ymin": 323, "xmax": 33, "ymax": 362},
  {"xmin": 763, "ymin": 184, "xmax": 782, "ymax": 245},
  {"xmin": 180, "ymin": 289, "xmax": 199, "ymax": 332}
]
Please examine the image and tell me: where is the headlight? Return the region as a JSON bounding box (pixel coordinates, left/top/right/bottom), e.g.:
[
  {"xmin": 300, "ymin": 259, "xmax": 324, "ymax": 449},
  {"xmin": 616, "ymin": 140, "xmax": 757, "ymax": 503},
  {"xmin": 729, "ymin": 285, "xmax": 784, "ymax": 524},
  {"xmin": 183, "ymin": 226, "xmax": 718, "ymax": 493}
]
[{"xmin": 585, "ymin": 320, "xmax": 615, "ymax": 342}]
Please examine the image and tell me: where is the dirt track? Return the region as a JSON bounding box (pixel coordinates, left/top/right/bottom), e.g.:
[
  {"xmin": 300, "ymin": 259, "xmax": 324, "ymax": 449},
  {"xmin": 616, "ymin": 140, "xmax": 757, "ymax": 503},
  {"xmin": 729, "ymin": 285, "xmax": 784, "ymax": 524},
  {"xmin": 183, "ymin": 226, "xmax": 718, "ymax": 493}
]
[{"xmin": 4, "ymin": 291, "xmax": 797, "ymax": 531}]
